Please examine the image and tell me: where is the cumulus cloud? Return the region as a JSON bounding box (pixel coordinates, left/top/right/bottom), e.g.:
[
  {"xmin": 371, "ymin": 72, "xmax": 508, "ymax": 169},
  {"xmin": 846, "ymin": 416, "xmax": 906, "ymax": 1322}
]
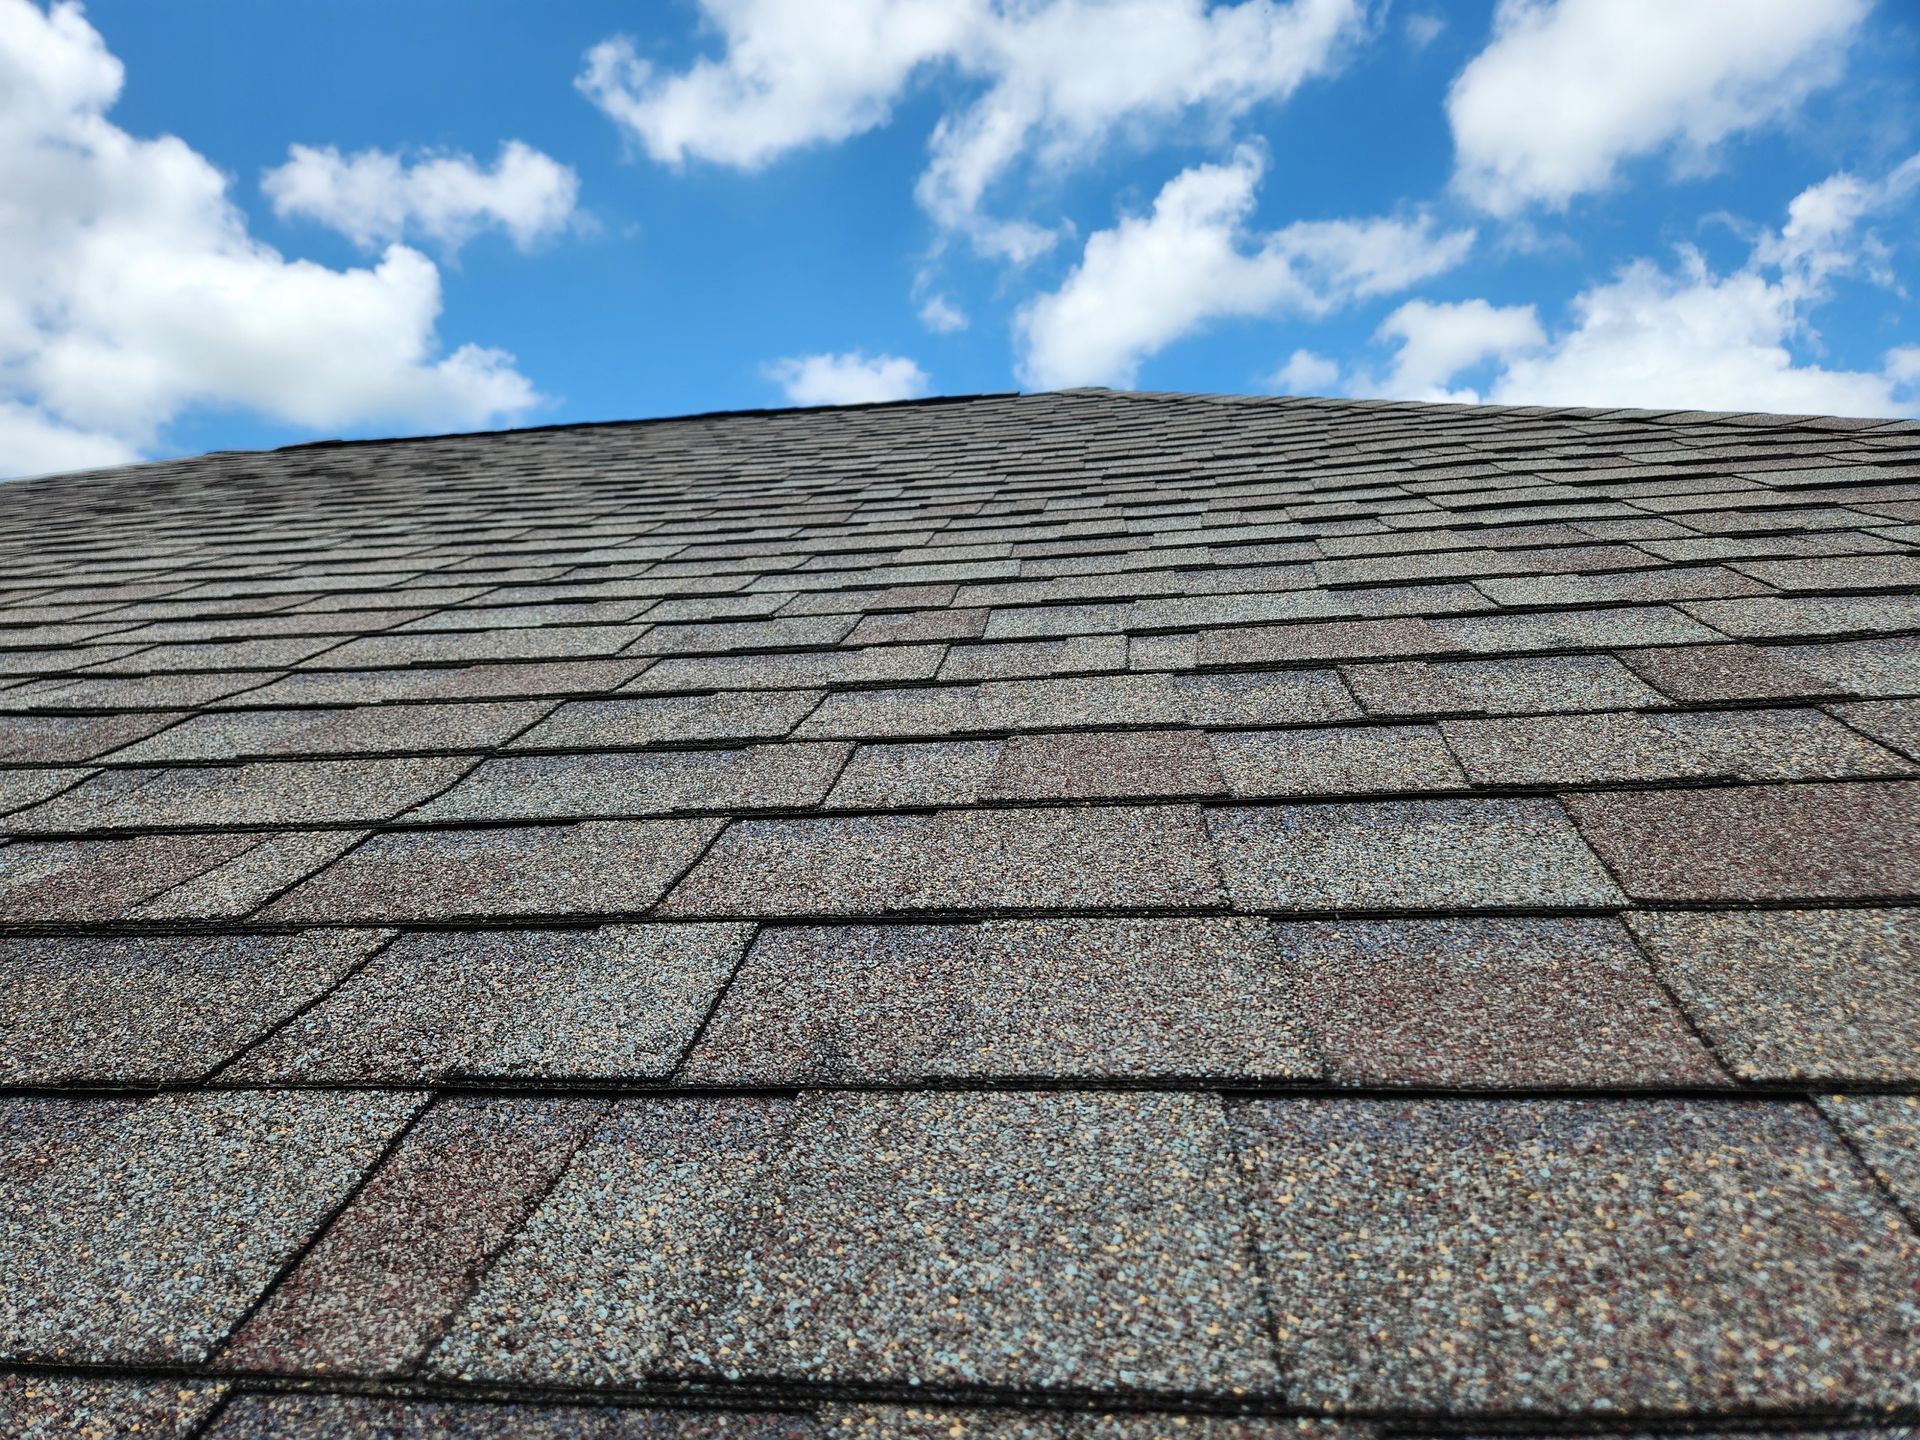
[
  {"xmin": 918, "ymin": 292, "xmax": 970, "ymax": 333},
  {"xmin": 765, "ymin": 351, "xmax": 931, "ymax": 405},
  {"xmin": 263, "ymin": 140, "xmax": 580, "ymax": 252},
  {"xmin": 1448, "ymin": 0, "xmax": 1870, "ymax": 214},
  {"xmin": 1353, "ymin": 158, "xmax": 1920, "ymax": 417},
  {"xmin": 579, "ymin": 0, "xmax": 1367, "ymax": 258},
  {"xmin": 1371, "ymin": 298, "xmax": 1544, "ymax": 401},
  {"xmin": 0, "ymin": 0, "xmax": 539, "ymax": 477},
  {"xmin": 1015, "ymin": 146, "xmax": 1474, "ymax": 389},
  {"xmin": 1269, "ymin": 349, "xmax": 1339, "ymax": 394}
]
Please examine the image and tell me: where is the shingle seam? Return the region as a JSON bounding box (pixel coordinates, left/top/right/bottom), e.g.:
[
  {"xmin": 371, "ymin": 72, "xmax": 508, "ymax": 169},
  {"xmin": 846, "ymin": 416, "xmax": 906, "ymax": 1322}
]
[{"xmin": 204, "ymin": 931, "xmax": 409, "ymax": 1086}]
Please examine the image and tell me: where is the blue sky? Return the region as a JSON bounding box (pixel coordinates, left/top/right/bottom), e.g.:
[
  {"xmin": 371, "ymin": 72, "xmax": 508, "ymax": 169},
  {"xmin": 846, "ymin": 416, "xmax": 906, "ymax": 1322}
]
[{"xmin": 3, "ymin": 0, "xmax": 1919, "ymax": 476}]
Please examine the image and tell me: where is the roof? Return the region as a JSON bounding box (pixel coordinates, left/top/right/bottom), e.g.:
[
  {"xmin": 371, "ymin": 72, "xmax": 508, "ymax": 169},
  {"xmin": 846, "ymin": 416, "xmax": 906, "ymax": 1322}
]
[{"xmin": 3, "ymin": 386, "xmax": 1920, "ymax": 1437}]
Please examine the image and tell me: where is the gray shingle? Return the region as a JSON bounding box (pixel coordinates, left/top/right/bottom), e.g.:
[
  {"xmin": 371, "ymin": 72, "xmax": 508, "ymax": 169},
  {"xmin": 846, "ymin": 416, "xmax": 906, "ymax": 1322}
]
[
  {"xmin": 1211, "ymin": 725, "xmax": 1465, "ymax": 797},
  {"xmin": 1, "ymin": 930, "xmax": 389, "ymax": 1083},
  {"xmin": 1233, "ymin": 1098, "xmax": 1920, "ymax": 1410},
  {"xmin": 411, "ymin": 744, "xmax": 850, "ymax": 822},
  {"xmin": 1208, "ymin": 799, "xmax": 1621, "ymax": 911},
  {"xmin": 684, "ymin": 918, "xmax": 1315, "ymax": 1082},
  {"xmin": 0, "ymin": 711, "xmax": 186, "ymax": 763},
  {"xmin": 231, "ymin": 925, "xmax": 749, "ymax": 1082},
  {"xmin": 1270, "ymin": 917, "xmax": 1725, "ymax": 1086},
  {"xmin": 822, "ymin": 739, "xmax": 1003, "ymax": 808},
  {"xmin": 0, "ymin": 1091, "xmax": 423, "ymax": 1364},
  {"xmin": 984, "ymin": 729, "xmax": 1224, "ymax": 799},
  {"xmin": 1629, "ymin": 909, "xmax": 1920, "ymax": 1081},
  {"xmin": 430, "ymin": 1092, "xmax": 1276, "ymax": 1391},
  {"xmin": 9, "ymin": 756, "xmax": 472, "ymax": 832},
  {"xmin": 1817, "ymin": 1094, "xmax": 1920, "ymax": 1222},
  {"xmin": 660, "ymin": 806, "xmax": 1227, "ymax": 917},
  {"xmin": 0, "ymin": 1375, "xmax": 227, "ymax": 1440},
  {"xmin": 1441, "ymin": 708, "xmax": 1908, "ymax": 786},
  {"xmin": 103, "ymin": 701, "xmax": 549, "ymax": 762},
  {"xmin": 1341, "ymin": 654, "xmax": 1660, "ymax": 717},
  {"xmin": 200, "ymin": 1394, "xmax": 808, "ymax": 1439},
  {"xmin": 264, "ymin": 819, "xmax": 725, "ymax": 922}
]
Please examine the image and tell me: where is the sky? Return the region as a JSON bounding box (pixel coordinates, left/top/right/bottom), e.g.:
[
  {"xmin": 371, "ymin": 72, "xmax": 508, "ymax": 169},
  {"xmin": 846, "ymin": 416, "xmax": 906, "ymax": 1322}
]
[{"xmin": 3, "ymin": 0, "xmax": 1920, "ymax": 479}]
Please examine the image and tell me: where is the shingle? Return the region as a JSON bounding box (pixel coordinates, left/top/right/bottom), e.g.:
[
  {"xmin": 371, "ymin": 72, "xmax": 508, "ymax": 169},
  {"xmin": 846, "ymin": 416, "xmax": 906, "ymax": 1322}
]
[
  {"xmin": 1684, "ymin": 593, "xmax": 1920, "ymax": 639},
  {"xmin": 1211, "ymin": 725, "xmax": 1465, "ymax": 797},
  {"xmin": 1471, "ymin": 566, "xmax": 1764, "ymax": 607},
  {"xmin": 231, "ymin": 924, "xmax": 750, "ymax": 1082},
  {"xmin": 430, "ymin": 1092, "xmax": 1276, "ymax": 1391},
  {"xmin": 96, "ymin": 637, "xmax": 341, "ymax": 671},
  {"xmin": 518, "ymin": 690, "xmax": 823, "ymax": 749},
  {"xmin": 0, "ymin": 711, "xmax": 186, "ymax": 763},
  {"xmin": 981, "ymin": 673, "xmax": 1186, "ymax": 729},
  {"xmin": 1199, "ymin": 617, "xmax": 1453, "ymax": 666},
  {"xmin": 9, "ymin": 755, "xmax": 473, "ymax": 832},
  {"xmin": 2, "ymin": 672, "xmax": 270, "ymax": 710},
  {"xmin": 200, "ymin": 1394, "xmax": 811, "ymax": 1439},
  {"xmin": 1817, "ymin": 1094, "xmax": 1920, "ymax": 1221},
  {"xmin": 659, "ymin": 806, "xmax": 1227, "ymax": 917},
  {"xmin": 239, "ymin": 659, "xmax": 650, "ymax": 706},
  {"xmin": 1628, "ymin": 909, "xmax": 1920, "ymax": 1081},
  {"xmin": 1565, "ymin": 782, "xmax": 1920, "ymax": 901},
  {"xmin": 982, "ymin": 602, "xmax": 1133, "ymax": 640},
  {"xmin": 1441, "ymin": 708, "xmax": 1907, "ymax": 786},
  {"xmin": 1341, "ymin": 654, "xmax": 1659, "ymax": 717},
  {"xmin": 1171, "ymin": 669, "xmax": 1360, "ymax": 724},
  {"xmin": 633, "ymin": 646, "xmax": 945, "ymax": 692},
  {"xmin": 847, "ymin": 608, "xmax": 987, "ymax": 645},
  {"xmin": 817, "ymin": 1409, "xmax": 1353, "ymax": 1439},
  {"xmin": 984, "ymin": 729, "xmax": 1224, "ymax": 799},
  {"xmin": 0, "ymin": 831, "xmax": 260, "ymax": 921},
  {"xmin": 1731, "ymin": 553, "xmax": 1920, "ymax": 591},
  {"xmin": 126, "ymin": 828, "xmax": 367, "ymax": 918},
  {"xmin": 1834, "ymin": 698, "xmax": 1920, "ymax": 759},
  {"xmin": 1232, "ymin": 1098, "xmax": 1920, "ymax": 1410},
  {"xmin": 937, "ymin": 635, "xmax": 1128, "ymax": 681},
  {"xmin": 0, "ymin": 1090, "xmax": 423, "ymax": 1364},
  {"xmin": 0, "ymin": 768, "xmax": 88, "ymax": 817},
  {"xmin": 633, "ymin": 615, "xmax": 856, "ymax": 654},
  {"xmin": 1432, "ymin": 604, "xmax": 1719, "ymax": 652},
  {"xmin": 1270, "ymin": 917, "xmax": 1725, "ymax": 1086},
  {"xmin": 219, "ymin": 1097, "xmax": 610, "ymax": 1377},
  {"xmin": 264, "ymin": 819, "xmax": 725, "ymax": 922},
  {"xmin": 1617, "ymin": 642, "xmax": 1834, "ymax": 701},
  {"xmin": 1209, "ymin": 798, "xmax": 1621, "ymax": 912},
  {"xmin": 316, "ymin": 626, "xmax": 650, "ymax": 668},
  {"xmin": 0, "ymin": 1375, "xmax": 227, "ymax": 1440},
  {"xmin": 792, "ymin": 684, "xmax": 983, "ymax": 740},
  {"xmin": 823, "ymin": 739, "xmax": 1003, "ymax": 808},
  {"xmin": 104, "ymin": 700, "xmax": 550, "ymax": 762},
  {"xmin": 1, "ymin": 930, "xmax": 389, "ymax": 1083},
  {"xmin": 683, "ymin": 918, "xmax": 1316, "ymax": 1082},
  {"xmin": 1773, "ymin": 634, "xmax": 1920, "ymax": 696},
  {"xmin": 411, "ymin": 744, "xmax": 850, "ymax": 822}
]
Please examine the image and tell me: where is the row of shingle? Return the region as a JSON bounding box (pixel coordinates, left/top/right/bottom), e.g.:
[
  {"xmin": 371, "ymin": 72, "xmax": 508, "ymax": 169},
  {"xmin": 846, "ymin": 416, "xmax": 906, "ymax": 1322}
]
[
  {"xmin": 6, "ymin": 1088, "xmax": 1919, "ymax": 1412},
  {"xmin": 8, "ymin": 909, "xmax": 1918, "ymax": 1086},
  {"xmin": 8, "ymin": 705, "xmax": 1914, "ymax": 835}
]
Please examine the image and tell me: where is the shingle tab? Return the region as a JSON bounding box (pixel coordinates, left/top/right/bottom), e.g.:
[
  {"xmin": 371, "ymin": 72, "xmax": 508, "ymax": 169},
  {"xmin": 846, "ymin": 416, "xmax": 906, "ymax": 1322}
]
[
  {"xmin": 1566, "ymin": 782, "xmax": 1920, "ymax": 901},
  {"xmin": 431, "ymin": 1092, "xmax": 1276, "ymax": 1391},
  {"xmin": 684, "ymin": 918, "xmax": 1316, "ymax": 1082},
  {"xmin": 1270, "ymin": 918, "xmax": 1725, "ymax": 1086},
  {"xmin": 411, "ymin": 744, "xmax": 850, "ymax": 821},
  {"xmin": 1208, "ymin": 799, "xmax": 1621, "ymax": 911},
  {"xmin": 0, "ymin": 1090, "xmax": 423, "ymax": 1363},
  {"xmin": 2, "ymin": 930, "xmax": 389, "ymax": 1083},
  {"xmin": 265, "ymin": 819, "xmax": 725, "ymax": 921},
  {"xmin": 1211, "ymin": 725, "xmax": 1465, "ymax": 797},
  {"xmin": 231, "ymin": 925, "xmax": 750, "ymax": 1082},
  {"xmin": 661, "ymin": 806, "xmax": 1227, "ymax": 916},
  {"xmin": 1629, "ymin": 909, "xmax": 1920, "ymax": 1080},
  {"xmin": 1232, "ymin": 1098, "xmax": 1920, "ymax": 1411}
]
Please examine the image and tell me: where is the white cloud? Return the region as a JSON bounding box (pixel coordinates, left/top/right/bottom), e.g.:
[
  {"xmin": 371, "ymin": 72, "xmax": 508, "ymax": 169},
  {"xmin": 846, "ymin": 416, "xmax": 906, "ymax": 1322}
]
[
  {"xmin": 263, "ymin": 140, "xmax": 580, "ymax": 252},
  {"xmin": 0, "ymin": 0, "xmax": 539, "ymax": 476},
  {"xmin": 919, "ymin": 292, "xmax": 970, "ymax": 333},
  {"xmin": 1372, "ymin": 297, "xmax": 1543, "ymax": 400},
  {"xmin": 1448, "ymin": 0, "xmax": 1870, "ymax": 214},
  {"xmin": 1356, "ymin": 159, "xmax": 1920, "ymax": 417},
  {"xmin": 1015, "ymin": 146, "xmax": 1474, "ymax": 388},
  {"xmin": 580, "ymin": 0, "xmax": 1368, "ymax": 258},
  {"xmin": 765, "ymin": 350, "xmax": 931, "ymax": 405},
  {"xmin": 1269, "ymin": 349, "xmax": 1339, "ymax": 393},
  {"xmin": 1402, "ymin": 11, "xmax": 1444, "ymax": 49}
]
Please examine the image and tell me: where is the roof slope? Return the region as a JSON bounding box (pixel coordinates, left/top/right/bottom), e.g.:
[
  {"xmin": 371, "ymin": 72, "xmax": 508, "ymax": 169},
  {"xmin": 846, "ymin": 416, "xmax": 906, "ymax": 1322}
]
[{"xmin": 3, "ymin": 388, "xmax": 1920, "ymax": 1437}]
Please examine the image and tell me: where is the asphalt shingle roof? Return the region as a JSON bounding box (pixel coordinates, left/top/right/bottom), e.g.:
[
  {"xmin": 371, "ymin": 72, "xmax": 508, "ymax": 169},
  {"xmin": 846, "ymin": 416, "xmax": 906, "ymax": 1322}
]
[{"xmin": 3, "ymin": 386, "xmax": 1920, "ymax": 1436}]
